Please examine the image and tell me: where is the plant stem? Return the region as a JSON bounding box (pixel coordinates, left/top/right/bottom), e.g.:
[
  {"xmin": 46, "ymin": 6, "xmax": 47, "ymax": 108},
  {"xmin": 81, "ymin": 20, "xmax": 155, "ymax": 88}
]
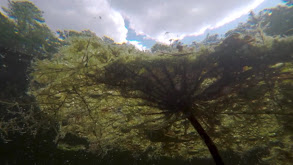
[{"xmin": 187, "ymin": 114, "xmax": 224, "ymax": 165}]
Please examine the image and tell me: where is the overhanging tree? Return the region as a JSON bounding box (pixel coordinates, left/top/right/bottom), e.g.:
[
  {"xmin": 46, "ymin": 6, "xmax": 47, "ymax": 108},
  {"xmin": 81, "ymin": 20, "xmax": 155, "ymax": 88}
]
[
  {"xmin": 93, "ymin": 34, "xmax": 293, "ymax": 164},
  {"xmin": 30, "ymin": 33, "xmax": 293, "ymax": 164},
  {"xmin": 1, "ymin": 0, "xmax": 60, "ymax": 57},
  {"xmin": 0, "ymin": 1, "xmax": 63, "ymax": 162},
  {"xmin": 0, "ymin": 0, "xmax": 61, "ymax": 138}
]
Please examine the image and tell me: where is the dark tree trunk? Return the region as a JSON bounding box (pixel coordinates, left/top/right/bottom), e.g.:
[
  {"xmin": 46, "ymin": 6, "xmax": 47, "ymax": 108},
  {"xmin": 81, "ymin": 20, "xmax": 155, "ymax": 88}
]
[{"xmin": 186, "ymin": 114, "xmax": 224, "ymax": 165}]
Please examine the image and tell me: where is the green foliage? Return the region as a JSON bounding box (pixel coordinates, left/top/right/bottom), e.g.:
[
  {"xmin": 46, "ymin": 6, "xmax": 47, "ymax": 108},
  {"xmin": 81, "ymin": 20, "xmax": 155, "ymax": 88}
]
[
  {"xmin": 0, "ymin": 1, "xmax": 61, "ymax": 157},
  {"xmin": 30, "ymin": 32, "xmax": 293, "ymax": 162},
  {"xmin": 202, "ymin": 33, "xmax": 221, "ymax": 45},
  {"xmin": 225, "ymin": 5, "xmax": 293, "ymax": 40},
  {"xmin": 102, "ymin": 36, "xmax": 115, "ymax": 44},
  {"xmin": 99, "ymin": 34, "xmax": 293, "ymax": 157},
  {"xmin": 0, "ymin": 47, "xmax": 57, "ymax": 145},
  {"xmin": 151, "ymin": 43, "xmax": 173, "ymax": 53},
  {"xmin": 0, "ymin": 1, "xmax": 292, "ymax": 163},
  {"xmin": 2, "ymin": 0, "xmax": 45, "ymax": 31},
  {"xmin": 0, "ymin": 0, "xmax": 60, "ymax": 58},
  {"xmin": 30, "ymin": 36, "xmax": 144, "ymax": 154},
  {"xmin": 0, "ymin": 12, "xmax": 17, "ymax": 48},
  {"xmin": 262, "ymin": 5, "xmax": 293, "ymax": 36},
  {"xmin": 57, "ymin": 29, "xmax": 97, "ymax": 40}
]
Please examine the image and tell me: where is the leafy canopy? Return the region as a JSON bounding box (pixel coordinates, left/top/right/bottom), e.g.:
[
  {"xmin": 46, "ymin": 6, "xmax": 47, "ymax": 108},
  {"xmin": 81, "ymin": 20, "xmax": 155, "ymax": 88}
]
[
  {"xmin": 0, "ymin": 0, "xmax": 60, "ymax": 57},
  {"xmin": 31, "ymin": 33, "xmax": 293, "ymax": 162}
]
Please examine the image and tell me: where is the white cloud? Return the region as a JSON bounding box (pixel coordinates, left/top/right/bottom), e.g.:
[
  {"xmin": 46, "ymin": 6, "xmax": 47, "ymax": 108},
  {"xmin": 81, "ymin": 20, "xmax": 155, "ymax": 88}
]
[
  {"xmin": 214, "ymin": 0, "xmax": 265, "ymax": 28},
  {"xmin": 0, "ymin": 0, "xmax": 128, "ymax": 43},
  {"xmin": 128, "ymin": 40, "xmax": 147, "ymax": 51},
  {"xmin": 0, "ymin": 0, "xmax": 267, "ymax": 44},
  {"xmin": 0, "ymin": 1, "xmax": 8, "ymax": 12},
  {"xmin": 109, "ymin": 0, "xmax": 265, "ymax": 43}
]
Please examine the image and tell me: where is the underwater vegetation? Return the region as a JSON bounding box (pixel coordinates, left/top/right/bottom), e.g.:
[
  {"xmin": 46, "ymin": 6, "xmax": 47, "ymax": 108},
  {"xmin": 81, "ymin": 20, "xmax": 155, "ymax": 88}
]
[{"xmin": 1, "ymin": 0, "xmax": 293, "ymax": 165}]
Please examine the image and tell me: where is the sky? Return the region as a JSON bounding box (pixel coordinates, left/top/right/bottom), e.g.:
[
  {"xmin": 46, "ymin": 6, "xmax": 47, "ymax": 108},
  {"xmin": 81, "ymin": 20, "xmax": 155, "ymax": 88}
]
[{"xmin": 0, "ymin": 0, "xmax": 285, "ymax": 50}]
